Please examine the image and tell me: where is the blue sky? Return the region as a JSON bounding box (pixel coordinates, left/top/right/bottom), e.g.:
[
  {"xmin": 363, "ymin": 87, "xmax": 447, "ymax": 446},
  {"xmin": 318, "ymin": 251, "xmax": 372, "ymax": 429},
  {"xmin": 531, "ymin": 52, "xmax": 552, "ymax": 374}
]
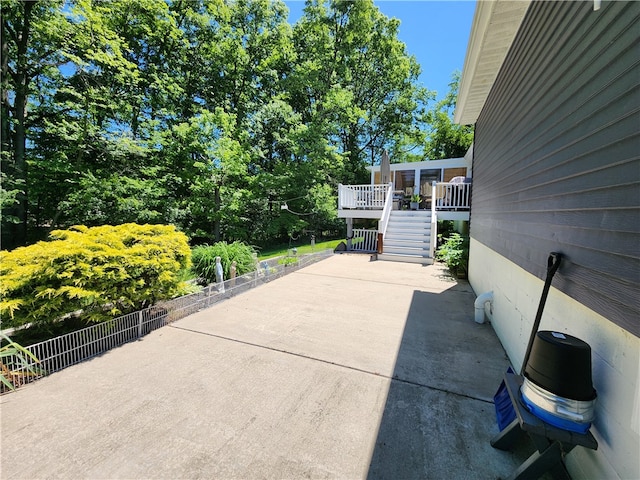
[{"xmin": 285, "ymin": 1, "xmax": 477, "ymax": 102}]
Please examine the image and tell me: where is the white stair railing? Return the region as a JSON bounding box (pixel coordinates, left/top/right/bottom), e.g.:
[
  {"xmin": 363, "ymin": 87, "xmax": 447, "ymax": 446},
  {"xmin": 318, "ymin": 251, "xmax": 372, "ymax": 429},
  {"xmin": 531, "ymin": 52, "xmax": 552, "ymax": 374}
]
[{"xmin": 377, "ymin": 182, "xmax": 394, "ymax": 242}]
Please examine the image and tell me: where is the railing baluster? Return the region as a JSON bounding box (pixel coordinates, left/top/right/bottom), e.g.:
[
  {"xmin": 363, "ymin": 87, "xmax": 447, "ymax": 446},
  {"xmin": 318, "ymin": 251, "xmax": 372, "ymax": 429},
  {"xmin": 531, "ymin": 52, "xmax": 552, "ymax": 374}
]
[
  {"xmin": 351, "ymin": 228, "xmax": 378, "ymax": 252},
  {"xmin": 338, "ymin": 184, "xmax": 389, "ymax": 210},
  {"xmin": 432, "ymin": 181, "xmax": 471, "ymax": 211}
]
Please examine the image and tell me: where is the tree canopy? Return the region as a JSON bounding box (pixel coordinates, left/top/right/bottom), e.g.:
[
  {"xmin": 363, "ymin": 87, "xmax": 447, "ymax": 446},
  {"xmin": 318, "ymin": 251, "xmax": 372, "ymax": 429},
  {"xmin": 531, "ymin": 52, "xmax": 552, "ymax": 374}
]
[{"xmin": 1, "ymin": 0, "xmax": 464, "ymax": 250}]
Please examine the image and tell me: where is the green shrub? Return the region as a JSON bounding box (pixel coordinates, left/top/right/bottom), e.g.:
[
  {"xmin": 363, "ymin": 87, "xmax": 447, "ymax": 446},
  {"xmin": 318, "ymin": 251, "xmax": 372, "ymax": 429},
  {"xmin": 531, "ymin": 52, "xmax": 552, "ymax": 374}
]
[
  {"xmin": 435, "ymin": 233, "xmax": 469, "ymax": 276},
  {"xmin": 278, "ymin": 256, "xmax": 299, "ymax": 266},
  {"xmin": 0, "ymin": 224, "xmax": 191, "ymax": 328},
  {"xmin": 191, "ymin": 241, "xmax": 257, "ymax": 284},
  {"xmin": 436, "ymin": 220, "xmax": 455, "ymax": 245}
]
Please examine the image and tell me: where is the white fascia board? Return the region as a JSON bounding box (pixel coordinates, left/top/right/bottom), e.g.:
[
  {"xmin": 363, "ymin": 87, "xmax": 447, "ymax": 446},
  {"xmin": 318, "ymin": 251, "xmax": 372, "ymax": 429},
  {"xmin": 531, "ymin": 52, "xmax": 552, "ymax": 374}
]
[
  {"xmin": 367, "ymin": 158, "xmax": 467, "ymax": 172},
  {"xmin": 454, "ymin": 1, "xmax": 531, "ymax": 126}
]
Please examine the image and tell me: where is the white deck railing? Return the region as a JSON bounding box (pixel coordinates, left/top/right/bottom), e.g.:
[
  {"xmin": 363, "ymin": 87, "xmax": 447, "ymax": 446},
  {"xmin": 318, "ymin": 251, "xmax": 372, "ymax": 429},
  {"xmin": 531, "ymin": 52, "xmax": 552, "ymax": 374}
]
[
  {"xmin": 340, "ymin": 182, "xmax": 470, "ymax": 212},
  {"xmin": 433, "ymin": 181, "xmax": 471, "ymax": 211},
  {"xmin": 338, "ymin": 184, "xmax": 389, "ymax": 209},
  {"xmin": 351, "ymin": 228, "xmax": 378, "ymax": 252}
]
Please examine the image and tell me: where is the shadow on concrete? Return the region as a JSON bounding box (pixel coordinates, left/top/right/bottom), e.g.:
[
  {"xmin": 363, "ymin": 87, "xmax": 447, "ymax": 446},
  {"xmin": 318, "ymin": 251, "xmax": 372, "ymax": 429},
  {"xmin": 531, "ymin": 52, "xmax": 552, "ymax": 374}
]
[{"xmin": 366, "ymin": 287, "xmax": 522, "ymax": 480}]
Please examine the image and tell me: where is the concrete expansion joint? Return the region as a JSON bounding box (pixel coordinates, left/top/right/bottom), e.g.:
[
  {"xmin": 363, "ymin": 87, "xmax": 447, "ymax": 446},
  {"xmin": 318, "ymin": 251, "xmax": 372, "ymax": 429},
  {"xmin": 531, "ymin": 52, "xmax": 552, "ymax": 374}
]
[
  {"xmin": 170, "ymin": 324, "xmax": 493, "ymax": 406},
  {"xmin": 390, "ymin": 374, "xmax": 494, "ymax": 405}
]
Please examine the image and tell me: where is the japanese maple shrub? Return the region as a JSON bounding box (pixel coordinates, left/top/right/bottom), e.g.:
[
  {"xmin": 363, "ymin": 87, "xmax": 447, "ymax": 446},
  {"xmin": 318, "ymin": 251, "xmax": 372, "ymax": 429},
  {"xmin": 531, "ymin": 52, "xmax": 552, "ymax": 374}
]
[{"xmin": 0, "ymin": 224, "xmax": 191, "ymax": 329}]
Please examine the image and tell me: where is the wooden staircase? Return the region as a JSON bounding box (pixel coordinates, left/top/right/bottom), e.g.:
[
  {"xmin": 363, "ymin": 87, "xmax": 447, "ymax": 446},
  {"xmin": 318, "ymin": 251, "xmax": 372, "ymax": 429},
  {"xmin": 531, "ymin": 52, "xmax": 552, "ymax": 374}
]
[{"xmin": 377, "ymin": 210, "xmax": 433, "ymax": 265}]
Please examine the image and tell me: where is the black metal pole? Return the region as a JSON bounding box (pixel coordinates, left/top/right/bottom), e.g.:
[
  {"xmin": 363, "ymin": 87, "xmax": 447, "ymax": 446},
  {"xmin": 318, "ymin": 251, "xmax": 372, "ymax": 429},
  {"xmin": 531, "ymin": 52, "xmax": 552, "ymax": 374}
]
[{"xmin": 520, "ymin": 252, "xmax": 562, "ymax": 376}]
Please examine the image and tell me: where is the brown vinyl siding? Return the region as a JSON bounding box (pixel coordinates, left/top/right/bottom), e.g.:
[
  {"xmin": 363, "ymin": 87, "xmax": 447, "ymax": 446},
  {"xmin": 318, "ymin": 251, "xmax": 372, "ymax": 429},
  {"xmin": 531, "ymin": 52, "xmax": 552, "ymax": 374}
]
[{"xmin": 471, "ymin": 1, "xmax": 640, "ymax": 336}]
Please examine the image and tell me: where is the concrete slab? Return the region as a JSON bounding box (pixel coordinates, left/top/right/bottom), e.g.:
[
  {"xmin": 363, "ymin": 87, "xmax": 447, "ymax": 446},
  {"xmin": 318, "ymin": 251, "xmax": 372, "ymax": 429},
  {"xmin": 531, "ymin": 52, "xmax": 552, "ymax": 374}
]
[{"xmin": 1, "ymin": 255, "xmax": 536, "ymax": 479}]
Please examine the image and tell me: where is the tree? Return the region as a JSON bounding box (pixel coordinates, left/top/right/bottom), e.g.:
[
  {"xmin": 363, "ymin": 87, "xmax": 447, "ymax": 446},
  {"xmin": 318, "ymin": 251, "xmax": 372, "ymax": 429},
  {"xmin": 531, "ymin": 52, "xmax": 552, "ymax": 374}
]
[
  {"xmin": 424, "ymin": 71, "xmax": 474, "ymax": 160},
  {"xmin": 289, "ymin": 0, "xmax": 429, "ymax": 183},
  {"xmin": 1, "ymin": 0, "xmax": 71, "ymax": 248},
  {"xmin": 1, "ymin": 0, "xmax": 432, "ymax": 249},
  {"xmin": 155, "ymin": 109, "xmax": 249, "ymax": 242}
]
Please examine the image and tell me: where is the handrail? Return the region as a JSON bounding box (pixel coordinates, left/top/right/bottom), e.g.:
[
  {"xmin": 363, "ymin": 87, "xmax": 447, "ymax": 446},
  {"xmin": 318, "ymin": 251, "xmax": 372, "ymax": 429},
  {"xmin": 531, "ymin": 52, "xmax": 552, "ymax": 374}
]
[
  {"xmin": 377, "ymin": 182, "xmax": 394, "ymax": 240},
  {"xmin": 430, "ymin": 181, "xmax": 438, "ymax": 258}
]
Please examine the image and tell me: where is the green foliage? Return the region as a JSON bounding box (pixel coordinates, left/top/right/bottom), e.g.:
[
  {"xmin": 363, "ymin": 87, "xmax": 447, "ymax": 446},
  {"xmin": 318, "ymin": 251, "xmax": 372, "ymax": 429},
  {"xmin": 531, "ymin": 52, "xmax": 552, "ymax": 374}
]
[
  {"xmin": 191, "ymin": 242, "xmax": 257, "ymax": 284},
  {"xmin": 257, "ymin": 238, "xmax": 342, "ymax": 259},
  {"xmin": 424, "ymin": 72, "xmax": 474, "ymax": 160},
  {"xmin": 437, "ymin": 220, "xmax": 455, "ymax": 242},
  {"xmin": 435, "ymin": 233, "xmax": 469, "ymax": 276},
  {"xmin": 1, "ymin": 333, "xmax": 42, "ymax": 392},
  {"xmin": 2, "ymin": 0, "xmax": 435, "ymax": 249},
  {"xmin": 0, "ymin": 224, "xmax": 191, "ymax": 328},
  {"xmin": 278, "ymin": 256, "xmax": 299, "ymax": 267},
  {"xmin": 60, "ymin": 173, "xmax": 165, "ymax": 226},
  {"xmin": 0, "ymin": 172, "xmax": 23, "ymax": 225}
]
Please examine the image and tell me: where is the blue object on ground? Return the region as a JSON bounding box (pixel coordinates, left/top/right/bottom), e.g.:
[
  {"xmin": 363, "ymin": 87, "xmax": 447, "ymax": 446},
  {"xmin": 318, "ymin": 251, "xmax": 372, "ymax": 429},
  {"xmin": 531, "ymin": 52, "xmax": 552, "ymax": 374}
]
[
  {"xmin": 520, "ymin": 392, "xmax": 591, "ymax": 434},
  {"xmin": 494, "ymin": 366, "xmax": 516, "ymax": 431}
]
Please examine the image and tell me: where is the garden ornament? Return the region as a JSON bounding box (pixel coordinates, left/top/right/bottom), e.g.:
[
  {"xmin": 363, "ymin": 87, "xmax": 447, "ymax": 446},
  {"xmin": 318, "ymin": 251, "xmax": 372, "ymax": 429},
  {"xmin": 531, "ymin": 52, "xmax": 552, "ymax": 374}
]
[
  {"xmin": 215, "ymin": 256, "xmax": 225, "ymax": 292},
  {"xmin": 230, "ymin": 261, "xmax": 237, "ymax": 287}
]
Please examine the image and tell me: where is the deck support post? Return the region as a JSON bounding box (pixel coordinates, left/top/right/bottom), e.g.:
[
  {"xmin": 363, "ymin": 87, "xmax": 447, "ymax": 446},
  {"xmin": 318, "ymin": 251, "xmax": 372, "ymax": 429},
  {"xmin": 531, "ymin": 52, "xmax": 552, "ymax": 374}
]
[{"xmin": 346, "ymin": 218, "xmax": 353, "ymax": 251}]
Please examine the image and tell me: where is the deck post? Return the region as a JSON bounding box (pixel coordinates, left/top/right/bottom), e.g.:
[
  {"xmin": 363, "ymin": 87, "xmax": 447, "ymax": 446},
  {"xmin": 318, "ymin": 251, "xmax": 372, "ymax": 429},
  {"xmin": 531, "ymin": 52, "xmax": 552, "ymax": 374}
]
[{"xmin": 346, "ymin": 218, "xmax": 353, "ymax": 251}]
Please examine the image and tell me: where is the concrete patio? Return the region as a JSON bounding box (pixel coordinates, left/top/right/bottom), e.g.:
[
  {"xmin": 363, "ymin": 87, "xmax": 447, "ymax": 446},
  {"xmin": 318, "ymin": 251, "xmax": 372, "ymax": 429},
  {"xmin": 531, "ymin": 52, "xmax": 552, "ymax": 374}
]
[{"xmin": 1, "ymin": 255, "xmax": 536, "ymax": 479}]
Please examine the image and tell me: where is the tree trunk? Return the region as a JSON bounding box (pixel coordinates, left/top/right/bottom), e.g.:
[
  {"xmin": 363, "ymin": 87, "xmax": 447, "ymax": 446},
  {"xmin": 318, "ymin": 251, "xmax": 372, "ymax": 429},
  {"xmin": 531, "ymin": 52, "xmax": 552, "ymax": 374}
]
[
  {"xmin": 3, "ymin": 1, "xmax": 34, "ymax": 248},
  {"xmin": 213, "ymin": 185, "xmax": 221, "ymax": 242},
  {"xmin": 1, "ymin": 20, "xmax": 10, "ymax": 157}
]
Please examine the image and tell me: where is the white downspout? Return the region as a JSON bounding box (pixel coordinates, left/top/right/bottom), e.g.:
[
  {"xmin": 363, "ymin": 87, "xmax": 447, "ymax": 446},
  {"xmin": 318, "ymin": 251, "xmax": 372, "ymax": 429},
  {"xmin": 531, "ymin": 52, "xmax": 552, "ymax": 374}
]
[{"xmin": 474, "ymin": 291, "xmax": 493, "ymax": 324}]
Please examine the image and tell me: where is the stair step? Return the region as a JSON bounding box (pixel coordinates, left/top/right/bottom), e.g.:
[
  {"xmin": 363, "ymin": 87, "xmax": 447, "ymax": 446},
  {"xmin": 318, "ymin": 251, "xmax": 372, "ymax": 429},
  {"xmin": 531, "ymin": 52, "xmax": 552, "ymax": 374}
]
[
  {"xmin": 384, "ymin": 246, "xmax": 431, "ymax": 256},
  {"xmin": 381, "ymin": 210, "xmax": 432, "ymax": 264},
  {"xmin": 387, "ymin": 225, "xmax": 430, "ymax": 231},
  {"xmin": 385, "ymin": 242, "xmax": 430, "ymax": 249},
  {"xmin": 384, "ymin": 230, "xmax": 431, "ymax": 243},
  {"xmin": 386, "ymin": 236, "xmax": 428, "ymax": 244},
  {"xmin": 390, "ymin": 210, "xmax": 431, "ymax": 216},
  {"xmin": 386, "ymin": 232, "xmax": 430, "ymax": 240},
  {"xmin": 387, "ymin": 227, "xmax": 430, "ymax": 233},
  {"xmin": 389, "ymin": 217, "xmax": 431, "ymax": 225},
  {"xmin": 388, "ymin": 217, "xmax": 430, "ymax": 224},
  {"xmin": 377, "ymin": 253, "xmax": 434, "ymax": 265}
]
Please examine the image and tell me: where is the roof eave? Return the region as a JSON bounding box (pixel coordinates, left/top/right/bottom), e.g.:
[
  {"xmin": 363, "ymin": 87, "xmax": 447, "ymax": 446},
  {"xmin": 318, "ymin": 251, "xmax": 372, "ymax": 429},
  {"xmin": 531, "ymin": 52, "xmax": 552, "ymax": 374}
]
[{"xmin": 454, "ymin": 1, "xmax": 531, "ymax": 126}]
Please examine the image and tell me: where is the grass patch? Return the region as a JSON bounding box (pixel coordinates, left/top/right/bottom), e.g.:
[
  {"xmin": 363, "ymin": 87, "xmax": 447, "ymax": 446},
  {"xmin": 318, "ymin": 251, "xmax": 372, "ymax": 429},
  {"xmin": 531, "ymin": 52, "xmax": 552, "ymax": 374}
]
[{"xmin": 258, "ymin": 239, "xmax": 343, "ymax": 260}]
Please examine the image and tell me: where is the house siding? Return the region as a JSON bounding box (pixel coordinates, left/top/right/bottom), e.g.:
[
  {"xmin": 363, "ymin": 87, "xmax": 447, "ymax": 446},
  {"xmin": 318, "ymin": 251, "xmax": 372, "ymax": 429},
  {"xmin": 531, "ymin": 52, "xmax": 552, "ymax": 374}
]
[{"xmin": 471, "ymin": 1, "xmax": 640, "ymax": 336}]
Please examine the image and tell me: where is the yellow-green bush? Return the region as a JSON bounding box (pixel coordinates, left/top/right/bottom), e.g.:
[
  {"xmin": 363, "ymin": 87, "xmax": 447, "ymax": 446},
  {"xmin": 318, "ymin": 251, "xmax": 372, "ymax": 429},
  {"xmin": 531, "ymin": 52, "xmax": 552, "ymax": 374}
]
[{"xmin": 0, "ymin": 224, "xmax": 191, "ymax": 328}]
